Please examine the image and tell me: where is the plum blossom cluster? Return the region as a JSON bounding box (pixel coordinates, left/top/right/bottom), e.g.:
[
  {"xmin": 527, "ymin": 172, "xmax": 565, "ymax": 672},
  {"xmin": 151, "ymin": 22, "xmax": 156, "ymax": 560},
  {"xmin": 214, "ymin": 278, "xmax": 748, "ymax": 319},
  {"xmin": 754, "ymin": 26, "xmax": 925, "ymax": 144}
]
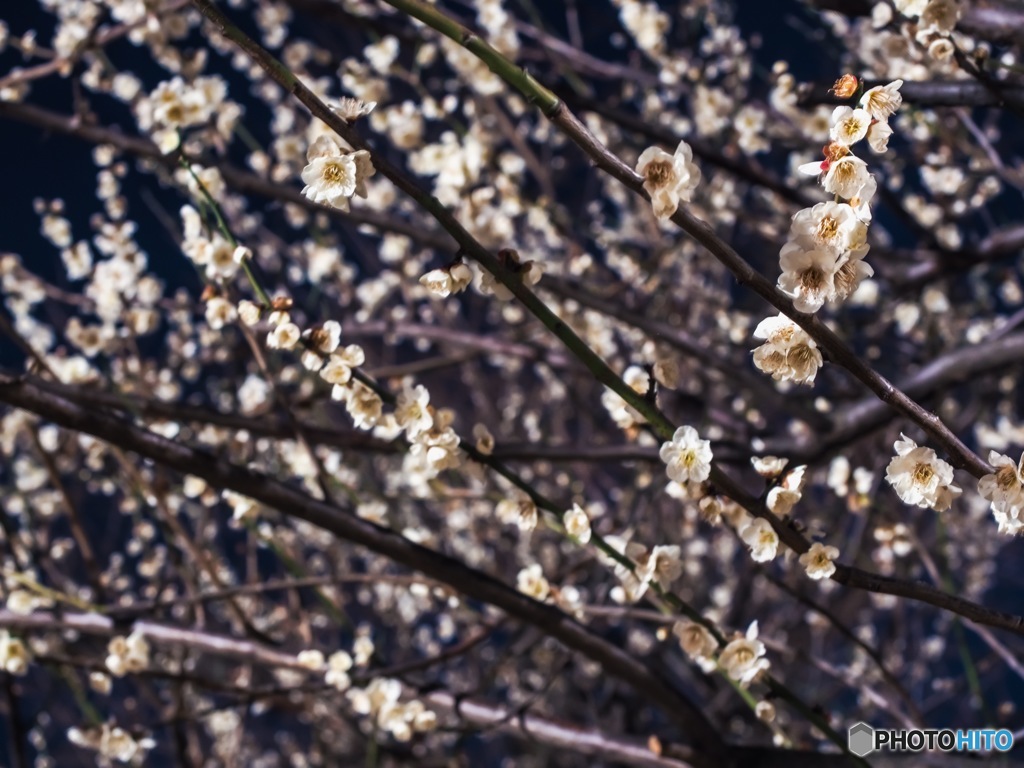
[
  {"xmin": 347, "ymin": 677, "xmax": 437, "ymax": 742},
  {"xmin": 295, "ymin": 632, "xmax": 375, "ymax": 693},
  {"xmin": 674, "ymin": 620, "xmax": 770, "ymax": 687},
  {"xmin": 601, "ymin": 537, "xmax": 683, "ymax": 604},
  {"xmin": 105, "ymin": 630, "xmax": 150, "ymax": 677},
  {"xmin": 885, "ymin": 433, "xmax": 962, "ymax": 511},
  {"xmin": 69, "ymin": 723, "xmax": 155, "ymax": 763},
  {"xmin": 750, "ymin": 314, "xmax": 823, "ymax": 385},
  {"xmin": 753, "ymin": 77, "xmax": 904, "ymax": 385},
  {"xmin": 180, "ymin": 205, "xmax": 243, "ymax": 282},
  {"xmin": 977, "ymin": 450, "xmax": 1024, "ymax": 535},
  {"xmin": 395, "ymin": 383, "xmax": 463, "ymax": 481},
  {"xmin": 135, "ymin": 75, "xmax": 241, "ymax": 153}
]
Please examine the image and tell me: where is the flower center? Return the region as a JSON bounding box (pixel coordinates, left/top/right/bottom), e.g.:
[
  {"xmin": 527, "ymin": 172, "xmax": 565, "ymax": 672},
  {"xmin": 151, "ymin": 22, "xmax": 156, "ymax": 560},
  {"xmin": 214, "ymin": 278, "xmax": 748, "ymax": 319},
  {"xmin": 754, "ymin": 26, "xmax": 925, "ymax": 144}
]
[
  {"xmin": 817, "ymin": 216, "xmax": 839, "ymax": 243},
  {"xmin": 800, "ymin": 266, "xmax": 826, "ymax": 291},
  {"xmin": 996, "ymin": 465, "xmax": 1019, "ymax": 490},
  {"xmin": 645, "ymin": 159, "xmax": 674, "ymax": 188},
  {"xmin": 322, "ymin": 162, "xmax": 346, "ymax": 183},
  {"xmin": 912, "ymin": 463, "xmax": 935, "ymax": 486}
]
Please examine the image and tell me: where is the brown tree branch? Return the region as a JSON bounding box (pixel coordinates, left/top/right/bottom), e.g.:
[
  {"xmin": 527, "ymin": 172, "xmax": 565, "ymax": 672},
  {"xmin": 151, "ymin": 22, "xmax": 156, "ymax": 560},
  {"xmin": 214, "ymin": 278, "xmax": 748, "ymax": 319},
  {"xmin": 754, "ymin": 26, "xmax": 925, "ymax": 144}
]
[{"xmin": 0, "ymin": 372, "xmax": 730, "ymax": 763}]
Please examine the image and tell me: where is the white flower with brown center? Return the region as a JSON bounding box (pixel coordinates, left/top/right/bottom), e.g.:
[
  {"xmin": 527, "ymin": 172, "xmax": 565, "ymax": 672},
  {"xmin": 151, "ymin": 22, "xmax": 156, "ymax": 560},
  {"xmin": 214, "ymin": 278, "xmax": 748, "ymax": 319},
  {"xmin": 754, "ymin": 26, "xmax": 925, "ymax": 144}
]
[
  {"xmin": 718, "ymin": 621, "xmax": 770, "ymax": 686},
  {"xmin": 673, "ymin": 620, "xmax": 718, "ymax": 669},
  {"xmin": 659, "ymin": 425, "xmax": 713, "ymax": 483},
  {"xmin": 740, "ymin": 518, "xmax": 779, "ymax": 562},
  {"xmin": 799, "ymin": 542, "xmax": 839, "ymax": 580},
  {"xmin": 885, "ymin": 433, "xmax": 962, "ymax": 511},
  {"xmin": 635, "ymin": 140, "xmax": 701, "ymax": 220},
  {"xmin": 789, "ymin": 201, "xmax": 867, "ymax": 255},
  {"xmin": 777, "ymin": 242, "xmax": 838, "ymax": 313},
  {"xmin": 859, "ymin": 79, "xmax": 903, "ymax": 122},
  {"xmin": 751, "ymin": 314, "xmax": 823, "ymax": 385},
  {"xmin": 300, "ymin": 135, "xmax": 375, "ymax": 210},
  {"xmin": 823, "ymin": 155, "xmax": 871, "ymax": 200},
  {"xmin": 830, "ymin": 106, "xmax": 872, "ymax": 146},
  {"xmin": 978, "ymin": 450, "xmax": 1024, "ymax": 508}
]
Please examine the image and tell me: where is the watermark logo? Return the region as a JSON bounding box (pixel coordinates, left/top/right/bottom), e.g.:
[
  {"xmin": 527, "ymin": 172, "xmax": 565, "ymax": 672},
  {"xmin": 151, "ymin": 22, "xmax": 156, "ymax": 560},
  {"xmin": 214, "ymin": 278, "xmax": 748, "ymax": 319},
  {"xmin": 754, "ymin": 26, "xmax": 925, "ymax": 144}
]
[{"xmin": 848, "ymin": 722, "xmax": 1014, "ymax": 757}]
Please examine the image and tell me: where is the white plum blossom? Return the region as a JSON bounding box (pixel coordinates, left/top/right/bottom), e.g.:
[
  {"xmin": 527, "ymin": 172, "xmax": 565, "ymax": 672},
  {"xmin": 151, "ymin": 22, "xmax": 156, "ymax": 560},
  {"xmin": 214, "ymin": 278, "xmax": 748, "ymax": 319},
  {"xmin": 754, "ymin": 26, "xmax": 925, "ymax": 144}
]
[
  {"xmin": 516, "ymin": 563, "xmax": 550, "ymax": 601},
  {"xmin": 267, "ymin": 321, "xmax": 301, "ymax": 350},
  {"xmin": 885, "ymin": 433, "xmax": 962, "ymax": 511},
  {"xmin": 894, "ymin": 0, "xmax": 928, "ymax": 16},
  {"xmin": 644, "ymin": 544, "xmax": 683, "ymax": 589},
  {"xmin": 320, "ymin": 345, "xmax": 365, "ymax": 385},
  {"xmin": 751, "ymin": 314, "xmax": 823, "ymax": 385},
  {"xmin": 777, "ymin": 242, "xmax": 839, "ymax": 313},
  {"xmin": 395, "ymin": 384, "xmax": 433, "ymax": 438},
  {"xmin": 635, "ymin": 140, "xmax": 701, "ymax": 220},
  {"xmin": 799, "ymin": 542, "xmax": 839, "ymax": 580},
  {"xmin": 718, "ymin": 622, "xmax": 770, "ymax": 686},
  {"xmin": 977, "ymin": 450, "xmax": 1024, "ymax": 508},
  {"xmin": 823, "ymin": 155, "xmax": 872, "ymax": 200},
  {"xmin": 740, "ymin": 518, "xmax": 779, "ymax": 563},
  {"xmin": 829, "ymin": 106, "xmax": 872, "ymax": 146},
  {"xmin": 659, "ymin": 425, "xmax": 713, "ymax": 484},
  {"xmin": 296, "ymin": 650, "xmax": 325, "ymax": 670},
  {"xmin": 326, "ymin": 650, "xmax": 353, "ymax": 691},
  {"xmin": 496, "ymin": 497, "xmax": 538, "ymax": 532},
  {"xmin": 859, "ymin": 79, "xmax": 903, "ymax": 122},
  {"xmin": 420, "ymin": 263, "xmax": 473, "ymax": 298},
  {"xmin": 106, "ymin": 631, "xmax": 150, "ymax": 677},
  {"xmin": 673, "ymin": 620, "xmax": 718, "ymax": 671},
  {"xmin": 563, "ymin": 503, "xmax": 592, "ymax": 544},
  {"xmin": 978, "ymin": 450, "xmax": 1024, "ymax": 535},
  {"xmin": 789, "ymin": 201, "xmax": 867, "ymax": 256},
  {"xmin": 767, "ymin": 464, "xmax": 807, "ymax": 516},
  {"xmin": 300, "ymin": 135, "xmax": 375, "ymax": 210},
  {"xmin": 867, "ymin": 120, "xmax": 894, "ymax": 153},
  {"xmin": 0, "ymin": 631, "xmax": 30, "ymax": 675}
]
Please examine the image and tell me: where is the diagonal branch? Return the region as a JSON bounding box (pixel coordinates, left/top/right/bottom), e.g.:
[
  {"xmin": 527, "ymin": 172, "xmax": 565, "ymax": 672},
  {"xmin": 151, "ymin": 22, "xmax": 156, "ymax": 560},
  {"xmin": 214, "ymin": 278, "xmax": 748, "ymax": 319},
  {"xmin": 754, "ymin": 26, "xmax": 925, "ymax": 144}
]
[{"xmin": 0, "ymin": 372, "xmax": 730, "ymax": 762}]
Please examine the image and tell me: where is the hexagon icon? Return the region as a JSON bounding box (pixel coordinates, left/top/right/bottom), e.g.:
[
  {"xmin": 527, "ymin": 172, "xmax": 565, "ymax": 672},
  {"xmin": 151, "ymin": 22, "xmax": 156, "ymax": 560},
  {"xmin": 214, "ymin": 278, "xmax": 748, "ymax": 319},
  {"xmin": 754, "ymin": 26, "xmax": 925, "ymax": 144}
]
[{"xmin": 848, "ymin": 722, "xmax": 875, "ymax": 757}]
